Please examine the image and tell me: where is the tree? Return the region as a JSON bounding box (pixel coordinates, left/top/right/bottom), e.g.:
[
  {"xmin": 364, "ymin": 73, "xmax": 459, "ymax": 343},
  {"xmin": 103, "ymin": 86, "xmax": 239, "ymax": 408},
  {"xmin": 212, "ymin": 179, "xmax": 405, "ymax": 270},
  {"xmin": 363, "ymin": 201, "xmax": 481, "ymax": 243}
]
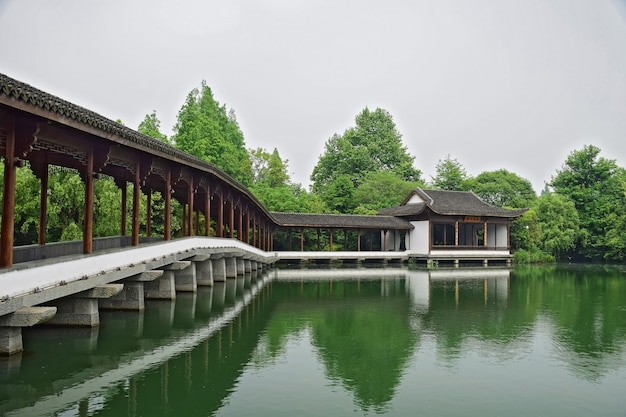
[
  {"xmin": 138, "ymin": 110, "xmax": 169, "ymax": 144},
  {"xmin": 550, "ymin": 145, "xmax": 626, "ymax": 261},
  {"xmin": 173, "ymin": 81, "xmax": 252, "ymax": 186},
  {"xmin": 466, "ymin": 169, "xmax": 536, "ymax": 208},
  {"xmin": 250, "ymin": 147, "xmax": 289, "ymax": 188},
  {"xmin": 353, "ymin": 171, "xmax": 422, "ymax": 213},
  {"xmin": 310, "ymin": 107, "xmax": 422, "ymax": 212},
  {"xmin": 431, "ymin": 154, "xmax": 468, "ymax": 190},
  {"xmin": 533, "ymin": 193, "xmax": 579, "ymax": 258}
]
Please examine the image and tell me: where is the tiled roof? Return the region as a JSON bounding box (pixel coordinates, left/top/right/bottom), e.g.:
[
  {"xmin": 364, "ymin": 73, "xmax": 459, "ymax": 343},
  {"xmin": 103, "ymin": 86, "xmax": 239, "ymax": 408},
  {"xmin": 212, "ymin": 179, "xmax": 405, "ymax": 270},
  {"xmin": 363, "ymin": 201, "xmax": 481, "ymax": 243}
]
[
  {"xmin": 271, "ymin": 212, "xmax": 414, "ymax": 230},
  {"xmin": 0, "ymin": 72, "xmax": 273, "ymax": 218},
  {"xmin": 378, "ymin": 188, "xmax": 527, "ymax": 218}
]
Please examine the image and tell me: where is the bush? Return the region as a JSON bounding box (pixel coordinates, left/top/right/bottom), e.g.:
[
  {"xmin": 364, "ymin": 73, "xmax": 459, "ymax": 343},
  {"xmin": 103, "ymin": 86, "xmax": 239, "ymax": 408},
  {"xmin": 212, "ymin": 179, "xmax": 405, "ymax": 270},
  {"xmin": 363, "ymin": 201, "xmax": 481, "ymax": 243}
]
[{"xmin": 514, "ymin": 249, "xmax": 555, "ymax": 264}]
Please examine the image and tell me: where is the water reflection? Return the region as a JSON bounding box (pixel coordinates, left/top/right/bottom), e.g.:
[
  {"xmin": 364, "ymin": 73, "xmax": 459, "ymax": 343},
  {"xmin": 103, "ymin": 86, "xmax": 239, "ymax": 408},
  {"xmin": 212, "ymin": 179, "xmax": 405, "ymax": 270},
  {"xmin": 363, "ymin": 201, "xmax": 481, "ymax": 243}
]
[{"xmin": 0, "ymin": 266, "xmax": 625, "ymax": 416}]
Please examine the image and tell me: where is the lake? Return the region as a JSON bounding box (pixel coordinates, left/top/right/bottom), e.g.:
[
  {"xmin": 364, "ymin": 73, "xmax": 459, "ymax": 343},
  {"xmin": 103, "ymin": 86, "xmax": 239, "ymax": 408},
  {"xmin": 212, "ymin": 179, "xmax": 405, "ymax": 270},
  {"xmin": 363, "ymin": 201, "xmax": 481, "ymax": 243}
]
[{"xmin": 1, "ymin": 264, "xmax": 625, "ymax": 416}]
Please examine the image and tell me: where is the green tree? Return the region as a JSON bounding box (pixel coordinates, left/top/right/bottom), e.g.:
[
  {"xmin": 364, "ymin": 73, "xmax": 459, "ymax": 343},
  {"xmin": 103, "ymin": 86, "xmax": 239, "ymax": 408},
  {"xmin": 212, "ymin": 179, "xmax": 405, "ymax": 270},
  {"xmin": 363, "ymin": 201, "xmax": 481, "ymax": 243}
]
[
  {"xmin": 250, "ymin": 147, "xmax": 290, "ymax": 188},
  {"xmin": 173, "ymin": 81, "xmax": 252, "ymax": 186},
  {"xmin": 353, "ymin": 171, "xmax": 422, "ymax": 212},
  {"xmin": 466, "ymin": 169, "xmax": 536, "ymax": 208},
  {"xmin": 533, "ymin": 193, "xmax": 579, "ymax": 258},
  {"xmin": 138, "ymin": 110, "xmax": 169, "ymax": 144},
  {"xmin": 430, "ymin": 154, "xmax": 468, "ymax": 190},
  {"xmin": 550, "ymin": 145, "xmax": 626, "ymax": 261},
  {"xmin": 310, "ymin": 107, "xmax": 421, "ymax": 212}
]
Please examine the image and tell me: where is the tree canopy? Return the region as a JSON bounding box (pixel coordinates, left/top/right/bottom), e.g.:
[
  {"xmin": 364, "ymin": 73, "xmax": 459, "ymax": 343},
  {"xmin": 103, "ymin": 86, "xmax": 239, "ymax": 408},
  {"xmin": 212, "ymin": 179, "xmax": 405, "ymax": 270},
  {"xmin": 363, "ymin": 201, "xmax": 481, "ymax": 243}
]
[
  {"xmin": 466, "ymin": 169, "xmax": 536, "ymax": 209},
  {"xmin": 550, "ymin": 145, "xmax": 626, "ymax": 261},
  {"xmin": 138, "ymin": 110, "xmax": 169, "ymax": 144},
  {"xmin": 430, "ymin": 154, "xmax": 468, "ymax": 191},
  {"xmin": 173, "ymin": 82, "xmax": 252, "ymax": 186},
  {"xmin": 310, "ymin": 107, "xmax": 422, "ymax": 212}
]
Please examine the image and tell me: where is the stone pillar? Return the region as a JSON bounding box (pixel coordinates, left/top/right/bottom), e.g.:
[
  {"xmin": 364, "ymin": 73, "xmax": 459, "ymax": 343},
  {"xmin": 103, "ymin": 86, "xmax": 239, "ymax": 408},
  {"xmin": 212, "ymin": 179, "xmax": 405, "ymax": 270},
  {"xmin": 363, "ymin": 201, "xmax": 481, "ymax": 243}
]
[
  {"xmin": 145, "ymin": 261, "xmax": 190, "ymax": 300},
  {"xmin": 244, "ymin": 259, "xmax": 252, "ymax": 273},
  {"xmin": 100, "ymin": 270, "xmax": 163, "ymax": 311},
  {"xmin": 45, "ymin": 285, "xmax": 123, "ymax": 327},
  {"xmin": 225, "ymin": 257, "xmax": 237, "ymax": 278},
  {"xmin": 174, "ymin": 261, "xmax": 197, "ymax": 292},
  {"xmin": 212, "ymin": 256, "xmax": 227, "ymax": 282},
  {"xmin": 195, "ymin": 259, "xmax": 214, "ymax": 286},
  {"xmin": 236, "ymin": 258, "xmax": 245, "ymax": 276},
  {"xmin": 250, "ymin": 260, "xmax": 258, "ymax": 271},
  {"xmin": 0, "ymin": 307, "xmax": 57, "ymax": 356}
]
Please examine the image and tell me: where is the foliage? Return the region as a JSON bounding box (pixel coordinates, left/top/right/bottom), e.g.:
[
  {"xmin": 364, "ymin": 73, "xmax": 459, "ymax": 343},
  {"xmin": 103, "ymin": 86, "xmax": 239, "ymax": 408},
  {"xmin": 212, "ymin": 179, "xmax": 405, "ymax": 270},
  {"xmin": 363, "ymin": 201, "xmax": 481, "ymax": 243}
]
[
  {"xmin": 550, "ymin": 145, "xmax": 626, "ymax": 261},
  {"xmin": 513, "ymin": 248, "xmax": 555, "ymax": 264},
  {"xmin": 510, "ymin": 209, "xmax": 541, "ymax": 251},
  {"xmin": 353, "ymin": 171, "xmax": 422, "ymax": 212},
  {"xmin": 533, "ymin": 193, "xmax": 579, "ymax": 258},
  {"xmin": 173, "ymin": 81, "xmax": 252, "ymax": 186},
  {"xmin": 310, "ymin": 107, "xmax": 422, "ymax": 211},
  {"xmin": 466, "ymin": 169, "xmax": 536, "ymax": 208},
  {"xmin": 249, "ymin": 147, "xmax": 290, "ymax": 188},
  {"xmin": 430, "ymin": 154, "xmax": 468, "ymax": 191},
  {"xmin": 138, "ymin": 110, "xmax": 170, "ymax": 144}
]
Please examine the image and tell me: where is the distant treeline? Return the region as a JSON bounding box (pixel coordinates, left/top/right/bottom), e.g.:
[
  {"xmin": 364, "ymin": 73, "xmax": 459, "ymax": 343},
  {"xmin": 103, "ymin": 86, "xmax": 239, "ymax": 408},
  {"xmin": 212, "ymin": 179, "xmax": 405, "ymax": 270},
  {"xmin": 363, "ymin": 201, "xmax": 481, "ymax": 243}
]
[{"xmin": 3, "ymin": 82, "xmax": 624, "ymax": 263}]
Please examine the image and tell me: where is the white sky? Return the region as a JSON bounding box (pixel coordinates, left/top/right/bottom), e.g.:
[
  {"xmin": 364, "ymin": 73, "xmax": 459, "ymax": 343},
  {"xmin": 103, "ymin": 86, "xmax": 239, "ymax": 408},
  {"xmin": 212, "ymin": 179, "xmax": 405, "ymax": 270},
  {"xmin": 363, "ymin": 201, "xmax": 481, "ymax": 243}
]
[{"xmin": 1, "ymin": 0, "xmax": 625, "ymax": 193}]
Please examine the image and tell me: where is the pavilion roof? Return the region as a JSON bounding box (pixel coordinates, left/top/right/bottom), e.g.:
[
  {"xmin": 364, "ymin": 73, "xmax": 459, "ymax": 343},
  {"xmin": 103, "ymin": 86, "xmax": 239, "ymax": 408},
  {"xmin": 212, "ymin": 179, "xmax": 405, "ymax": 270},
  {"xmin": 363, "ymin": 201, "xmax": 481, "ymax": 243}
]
[
  {"xmin": 271, "ymin": 212, "xmax": 414, "ymax": 230},
  {"xmin": 378, "ymin": 188, "xmax": 528, "ymax": 218}
]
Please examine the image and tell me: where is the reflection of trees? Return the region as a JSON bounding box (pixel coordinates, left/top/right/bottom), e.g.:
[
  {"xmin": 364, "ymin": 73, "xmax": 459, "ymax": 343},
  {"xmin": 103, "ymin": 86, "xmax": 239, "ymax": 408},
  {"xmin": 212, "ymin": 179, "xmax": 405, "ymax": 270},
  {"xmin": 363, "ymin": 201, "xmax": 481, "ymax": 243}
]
[
  {"xmin": 421, "ymin": 275, "xmax": 539, "ymax": 365},
  {"xmin": 266, "ymin": 279, "xmax": 417, "ymax": 413},
  {"xmin": 514, "ymin": 265, "xmax": 626, "ymax": 382},
  {"xmin": 412, "ymin": 265, "xmax": 626, "ymax": 382}
]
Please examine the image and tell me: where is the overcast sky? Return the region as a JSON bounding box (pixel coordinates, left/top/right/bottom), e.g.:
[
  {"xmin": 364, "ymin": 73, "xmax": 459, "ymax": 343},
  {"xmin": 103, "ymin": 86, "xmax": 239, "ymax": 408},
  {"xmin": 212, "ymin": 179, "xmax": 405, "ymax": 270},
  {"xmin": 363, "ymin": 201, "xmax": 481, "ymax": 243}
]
[{"xmin": 1, "ymin": 0, "xmax": 626, "ymax": 193}]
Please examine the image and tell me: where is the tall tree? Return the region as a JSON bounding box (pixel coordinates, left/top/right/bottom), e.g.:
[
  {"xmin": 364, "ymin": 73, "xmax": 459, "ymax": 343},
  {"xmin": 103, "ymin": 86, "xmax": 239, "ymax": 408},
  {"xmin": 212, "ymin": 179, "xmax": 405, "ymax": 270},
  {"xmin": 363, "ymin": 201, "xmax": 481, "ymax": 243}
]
[
  {"xmin": 173, "ymin": 82, "xmax": 252, "ymax": 186},
  {"xmin": 250, "ymin": 147, "xmax": 290, "ymax": 188},
  {"xmin": 431, "ymin": 154, "xmax": 468, "ymax": 190},
  {"xmin": 533, "ymin": 193, "xmax": 580, "ymax": 258},
  {"xmin": 353, "ymin": 171, "xmax": 423, "ymax": 213},
  {"xmin": 138, "ymin": 110, "xmax": 169, "ymax": 144},
  {"xmin": 310, "ymin": 107, "xmax": 421, "ymax": 212},
  {"xmin": 550, "ymin": 145, "xmax": 626, "ymax": 261},
  {"xmin": 466, "ymin": 169, "xmax": 536, "ymax": 208}
]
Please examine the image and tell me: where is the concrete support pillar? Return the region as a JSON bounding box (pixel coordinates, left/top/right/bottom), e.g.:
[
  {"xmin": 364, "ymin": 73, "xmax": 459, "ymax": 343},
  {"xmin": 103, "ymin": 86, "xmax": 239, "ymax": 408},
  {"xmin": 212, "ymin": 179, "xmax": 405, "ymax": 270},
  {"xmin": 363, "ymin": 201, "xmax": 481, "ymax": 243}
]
[
  {"xmin": 174, "ymin": 261, "xmax": 197, "ymax": 292},
  {"xmin": 100, "ymin": 270, "xmax": 163, "ymax": 311},
  {"xmin": 250, "ymin": 260, "xmax": 258, "ymax": 271},
  {"xmin": 195, "ymin": 259, "xmax": 214, "ymax": 286},
  {"xmin": 236, "ymin": 258, "xmax": 245, "ymax": 276},
  {"xmin": 0, "ymin": 307, "xmax": 57, "ymax": 356},
  {"xmin": 45, "ymin": 285, "xmax": 123, "ymax": 327},
  {"xmin": 244, "ymin": 259, "xmax": 252, "ymax": 273},
  {"xmin": 212, "ymin": 257, "xmax": 227, "ymax": 282},
  {"xmin": 225, "ymin": 257, "xmax": 237, "ymax": 278},
  {"xmin": 145, "ymin": 261, "xmax": 190, "ymax": 300}
]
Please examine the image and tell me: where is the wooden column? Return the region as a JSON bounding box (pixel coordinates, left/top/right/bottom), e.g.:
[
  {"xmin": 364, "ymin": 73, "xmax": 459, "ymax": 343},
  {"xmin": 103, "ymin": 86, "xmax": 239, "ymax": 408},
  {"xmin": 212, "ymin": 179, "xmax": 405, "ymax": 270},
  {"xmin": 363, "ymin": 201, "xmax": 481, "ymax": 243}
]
[
  {"xmin": 216, "ymin": 192, "xmax": 223, "ymax": 237},
  {"xmin": 187, "ymin": 177, "xmax": 194, "ymax": 236},
  {"xmin": 181, "ymin": 204, "xmax": 187, "ymax": 236},
  {"xmin": 357, "ymin": 229, "xmax": 361, "ymax": 252},
  {"xmin": 383, "ymin": 230, "xmax": 388, "ymax": 252},
  {"xmin": 1, "ymin": 116, "xmax": 16, "ymax": 267},
  {"xmin": 132, "ymin": 159, "xmax": 140, "ymax": 246},
  {"xmin": 83, "ymin": 147, "xmax": 95, "ymax": 254},
  {"xmin": 300, "ymin": 228, "xmax": 304, "ymax": 251},
  {"xmin": 237, "ymin": 206, "xmax": 243, "ymax": 241},
  {"xmin": 31, "ymin": 161, "xmax": 49, "ymax": 245},
  {"xmin": 146, "ymin": 189, "xmax": 152, "ymax": 237},
  {"xmin": 484, "ymin": 221, "xmax": 488, "ymax": 247},
  {"xmin": 455, "ymin": 221, "xmax": 459, "ymax": 246},
  {"xmin": 119, "ymin": 181, "xmax": 127, "ymax": 236},
  {"xmin": 164, "ymin": 170, "xmax": 171, "ymax": 240},
  {"xmin": 329, "ymin": 230, "xmax": 333, "ymax": 251},
  {"xmin": 229, "ymin": 199, "xmax": 235, "ymax": 239},
  {"xmin": 204, "ymin": 185, "xmax": 211, "ymax": 237},
  {"xmin": 317, "ymin": 229, "xmax": 321, "ymax": 251},
  {"xmin": 288, "ymin": 229, "xmax": 292, "ymax": 251}
]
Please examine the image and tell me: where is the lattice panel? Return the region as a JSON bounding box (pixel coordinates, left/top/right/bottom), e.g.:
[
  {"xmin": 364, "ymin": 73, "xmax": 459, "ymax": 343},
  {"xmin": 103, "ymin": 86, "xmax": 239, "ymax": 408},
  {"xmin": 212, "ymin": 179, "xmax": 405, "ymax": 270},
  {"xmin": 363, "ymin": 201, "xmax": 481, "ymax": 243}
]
[{"xmin": 32, "ymin": 140, "xmax": 87, "ymax": 165}]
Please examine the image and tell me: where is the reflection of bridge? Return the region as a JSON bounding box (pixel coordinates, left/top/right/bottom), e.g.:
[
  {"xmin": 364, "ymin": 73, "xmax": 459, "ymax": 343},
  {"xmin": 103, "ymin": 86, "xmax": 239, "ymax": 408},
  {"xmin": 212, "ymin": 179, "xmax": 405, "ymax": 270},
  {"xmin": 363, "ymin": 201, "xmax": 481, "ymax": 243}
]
[{"xmin": 1, "ymin": 271, "xmax": 274, "ymax": 417}]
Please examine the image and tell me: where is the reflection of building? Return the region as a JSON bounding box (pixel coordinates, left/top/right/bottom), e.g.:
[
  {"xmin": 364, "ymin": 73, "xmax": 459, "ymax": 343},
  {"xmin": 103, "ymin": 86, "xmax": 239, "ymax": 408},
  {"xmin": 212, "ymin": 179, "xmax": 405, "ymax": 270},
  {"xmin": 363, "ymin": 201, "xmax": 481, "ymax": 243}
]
[
  {"xmin": 406, "ymin": 268, "xmax": 511, "ymax": 310},
  {"xmin": 379, "ymin": 188, "xmax": 527, "ymax": 266}
]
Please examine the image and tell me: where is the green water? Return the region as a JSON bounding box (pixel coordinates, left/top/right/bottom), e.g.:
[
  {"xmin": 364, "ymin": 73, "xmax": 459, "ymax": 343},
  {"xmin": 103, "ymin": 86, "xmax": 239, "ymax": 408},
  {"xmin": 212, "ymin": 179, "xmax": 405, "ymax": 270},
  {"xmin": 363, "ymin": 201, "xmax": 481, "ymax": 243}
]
[{"xmin": 1, "ymin": 265, "xmax": 625, "ymax": 416}]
